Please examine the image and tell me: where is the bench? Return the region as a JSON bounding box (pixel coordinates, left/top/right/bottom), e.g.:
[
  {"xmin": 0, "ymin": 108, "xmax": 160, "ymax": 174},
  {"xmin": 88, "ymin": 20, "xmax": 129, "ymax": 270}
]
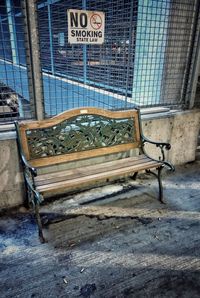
[{"xmin": 15, "ymin": 107, "xmax": 174, "ymax": 242}]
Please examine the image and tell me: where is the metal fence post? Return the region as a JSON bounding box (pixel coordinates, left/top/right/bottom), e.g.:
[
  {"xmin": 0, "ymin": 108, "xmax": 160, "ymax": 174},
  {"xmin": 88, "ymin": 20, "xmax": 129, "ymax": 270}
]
[
  {"xmin": 182, "ymin": 0, "xmax": 200, "ymax": 109},
  {"xmin": 187, "ymin": 5, "xmax": 200, "ymax": 109},
  {"xmin": 47, "ymin": 0, "xmax": 55, "ymax": 75},
  {"xmin": 82, "ymin": 0, "xmax": 87, "ymax": 84},
  {"xmin": 6, "ymin": 0, "xmax": 19, "ymax": 65},
  {"xmin": 22, "ymin": 0, "xmax": 45, "ymax": 120},
  {"xmin": 188, "ymin": 28, "xmax": 200, "ymax": 109}
]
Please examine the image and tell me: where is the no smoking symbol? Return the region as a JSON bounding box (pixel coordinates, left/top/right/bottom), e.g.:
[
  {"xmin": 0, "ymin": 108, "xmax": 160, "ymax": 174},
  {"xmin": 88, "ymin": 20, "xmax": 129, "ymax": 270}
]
[{"xmin": 90, "ymin": 14, "xmax": 102, "ymax": 30}]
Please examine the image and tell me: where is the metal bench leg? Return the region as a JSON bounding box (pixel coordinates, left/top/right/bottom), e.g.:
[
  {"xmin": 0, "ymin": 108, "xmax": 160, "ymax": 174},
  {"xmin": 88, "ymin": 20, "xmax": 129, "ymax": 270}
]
[
  {"xmin": 35, "ymin": 204, "xmax": 46, "ymax": 243},
  {"xmin": 131, "ymin": 172, "xmax": 138, "ymax": 180},
  {"xmin": 157, "ymin": 166, "xmax": 164, "ymax": 204},
  {"xmin": 146, "ymin": 166, "xmax": 164, "ymax": 204}
]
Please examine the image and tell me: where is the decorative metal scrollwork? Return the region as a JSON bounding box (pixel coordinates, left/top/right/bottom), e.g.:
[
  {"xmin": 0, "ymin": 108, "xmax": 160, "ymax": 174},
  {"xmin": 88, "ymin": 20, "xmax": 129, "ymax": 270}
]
[{"xmin": 26, "ymin": 114, "xmax": 136, "ymax": 159}]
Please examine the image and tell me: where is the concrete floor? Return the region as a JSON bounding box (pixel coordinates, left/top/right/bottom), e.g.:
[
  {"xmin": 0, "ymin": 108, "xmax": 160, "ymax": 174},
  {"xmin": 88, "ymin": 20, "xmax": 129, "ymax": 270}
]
[{"xmin": 0, "ymin": 161, "xmax": 200, "ymax": 298}]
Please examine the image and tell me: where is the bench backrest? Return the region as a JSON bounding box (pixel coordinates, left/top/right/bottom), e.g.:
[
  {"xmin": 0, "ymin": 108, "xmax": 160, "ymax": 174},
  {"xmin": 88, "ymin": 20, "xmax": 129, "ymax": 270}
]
[{"xmin": 16, "ymin": 107, "xmax": 141, "ymax": 168}]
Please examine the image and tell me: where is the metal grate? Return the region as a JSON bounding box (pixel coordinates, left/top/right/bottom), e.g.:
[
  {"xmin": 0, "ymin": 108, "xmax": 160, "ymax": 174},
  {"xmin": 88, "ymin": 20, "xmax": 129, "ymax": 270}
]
[
  {"xmin": 37, "ymin": 0, "xmax": 137, "ymax": 115},
  {"xmin": 0, "ymin": 0, "xmax": 32, "ymax": 122},
  {"xmin": 0, "ymin": 0, "xmax": 199, "ymax": 122},
  {"xmin": 37, "ymin": 0, "xmax": 199, "ymax": 117},
  {"xmin": 160, "ymin": 0, "xmax": 198, "ymax": 108}
]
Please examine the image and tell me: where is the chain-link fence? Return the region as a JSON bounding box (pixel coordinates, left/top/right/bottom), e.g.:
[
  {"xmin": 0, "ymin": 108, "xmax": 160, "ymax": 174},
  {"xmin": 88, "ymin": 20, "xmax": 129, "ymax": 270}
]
[
  {"xmin": 0, "ymin": 0, "xmax": 200, "ymax": 122},
  {"xmin": 0, "ymin": 0, "xmax": 32, "ymax": 122},
  {"xmin": 37, "ymin": 0, "xmax": 199, "ymax": 116}
]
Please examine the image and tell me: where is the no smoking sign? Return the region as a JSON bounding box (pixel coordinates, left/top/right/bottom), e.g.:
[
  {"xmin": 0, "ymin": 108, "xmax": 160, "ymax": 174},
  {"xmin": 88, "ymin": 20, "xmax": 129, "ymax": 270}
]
[{"xmin": 68, "ymin": 9, "xmax": 105, "ymax": 44}]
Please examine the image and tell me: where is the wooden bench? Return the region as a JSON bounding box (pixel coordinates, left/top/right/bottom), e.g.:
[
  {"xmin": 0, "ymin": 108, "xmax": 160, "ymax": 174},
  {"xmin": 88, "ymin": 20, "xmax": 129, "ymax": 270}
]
[{"xmin": 15, "ymin": 107, "xmax": 174, "ymax": 242}]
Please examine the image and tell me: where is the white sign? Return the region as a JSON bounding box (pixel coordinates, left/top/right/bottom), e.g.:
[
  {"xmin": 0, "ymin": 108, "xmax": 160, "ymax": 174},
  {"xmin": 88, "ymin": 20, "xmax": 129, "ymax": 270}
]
[{"xmin": 67, "ymin": 9, "xmax": 105, "ymax": 44}]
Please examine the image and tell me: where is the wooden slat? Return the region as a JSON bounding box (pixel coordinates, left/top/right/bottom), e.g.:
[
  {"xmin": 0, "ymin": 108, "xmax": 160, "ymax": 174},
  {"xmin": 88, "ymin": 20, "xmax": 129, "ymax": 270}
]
[
  {"xmin": 19, "ymin": 126, "xmax": 30, "ymax": 160},
  {"xmin": 36, "ymin": 159, "xmax": 161, "ymax": 196},
  {"xmin": 19, "ymin": 107, "xmax": 138, "ymax": 130},
  {"xmin": 29, "ymin": 143, "xmax": 140, "ymax": 168},
  {"xmin": 36, "ymin": 155, "xmax": 148, "ymax": 181},
  {"xmin": 35, "ymin": 155, "xmax": 150, "ymax": 186},
  {"xmin": 134, "ymin": 113, "xmax": 141, "ymax": 143}
]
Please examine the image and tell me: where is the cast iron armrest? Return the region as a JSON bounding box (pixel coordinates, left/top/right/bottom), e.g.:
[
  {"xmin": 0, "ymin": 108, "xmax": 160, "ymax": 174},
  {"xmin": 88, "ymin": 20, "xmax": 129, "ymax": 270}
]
[
  {"xmin": 22, "ymin": 155, "xmax": 41, "ymax": 205},
  {"xmin": 21, "ymin": 153, "xmax": 37, "ymax": 177},
  {"xmin": 141, "ymin": 136, "xmax": 175, "ymax": 171},
  {"xmin": 142, "ymin": 136, "xmax": 171, "ymax": 150},
  {"xmin": 24, "ymin": 174, "xmax": 43, "ymax": 205},
  {"xmin": 21, "ymin": 156, "xmax": 42, "ymax": 205}
]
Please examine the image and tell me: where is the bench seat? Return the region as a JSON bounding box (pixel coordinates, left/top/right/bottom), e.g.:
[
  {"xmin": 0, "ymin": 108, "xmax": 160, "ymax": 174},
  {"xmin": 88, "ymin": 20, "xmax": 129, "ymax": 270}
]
[{"xmin": 35, "ymin": 155, "xmax": 162, "ymax": 196}]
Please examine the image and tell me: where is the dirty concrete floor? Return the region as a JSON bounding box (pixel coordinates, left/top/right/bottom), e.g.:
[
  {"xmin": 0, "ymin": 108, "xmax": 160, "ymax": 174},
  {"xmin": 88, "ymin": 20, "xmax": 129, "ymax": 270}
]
[{"xmin": 0, "ymin": 162, "xmax": 200, "ymax": 298}]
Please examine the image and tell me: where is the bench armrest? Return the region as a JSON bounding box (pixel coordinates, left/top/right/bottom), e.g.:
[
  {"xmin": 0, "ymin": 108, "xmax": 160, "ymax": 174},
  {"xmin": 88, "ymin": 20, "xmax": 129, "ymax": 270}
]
[
  {"xmin": 24, "ymin": 173, "xmax": 43, "ymax": 205},
  {"xmin": 141, "ymin": 136, "xmax": 175, "ymax": 171},
  {"xmin": 142, "ymin": 136, "xmax": 171, "ymax": 150},
  {"xmin": 136, "ymin": 108, "xmax": 174, "ymax": 170},
  {"xmin": 21, "ymin": 153, "xmax": 37, "ymax": 177}
]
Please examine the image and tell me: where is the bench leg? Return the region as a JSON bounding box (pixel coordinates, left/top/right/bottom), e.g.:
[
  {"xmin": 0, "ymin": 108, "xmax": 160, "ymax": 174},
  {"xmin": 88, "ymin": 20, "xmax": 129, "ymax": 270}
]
[
  {"xmin": 157, "ymin": 166, "xmax": 164, "ymax": 204},
  {"xmin": 35, "ymin": 204, "xmax": 46, "ymax": 243},
  {"xmin": 131, "ymin": 172, "xmax": 138, "ymax": 180},
  {"xmin": 146, "ymin": 166, "xmax": 164, "ymax": 204}
]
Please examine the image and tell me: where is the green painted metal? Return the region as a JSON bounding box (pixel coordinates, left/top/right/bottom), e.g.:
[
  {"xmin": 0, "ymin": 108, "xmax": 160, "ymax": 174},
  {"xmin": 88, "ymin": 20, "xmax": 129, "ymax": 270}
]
[
  {"xmin": 25, "ymin": 114, "xmax": 136, "ymax": 159},
  {"xmin": 136, "ymin": 108, "xmax": 175, "ymax": 171}
]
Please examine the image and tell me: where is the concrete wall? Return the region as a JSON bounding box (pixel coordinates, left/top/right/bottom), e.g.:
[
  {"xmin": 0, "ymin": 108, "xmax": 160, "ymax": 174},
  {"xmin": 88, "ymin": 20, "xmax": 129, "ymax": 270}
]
[
  {"xmin": 0, "ymin": 109, "xmax": 199, "ymax": 210},
  {"xmin": 142, "ymin": 109, "xmax": 200, "ymax": 165},
  {"xmin": 0, "ymin": 133, "xmax": 25, "ymax": 210}
]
